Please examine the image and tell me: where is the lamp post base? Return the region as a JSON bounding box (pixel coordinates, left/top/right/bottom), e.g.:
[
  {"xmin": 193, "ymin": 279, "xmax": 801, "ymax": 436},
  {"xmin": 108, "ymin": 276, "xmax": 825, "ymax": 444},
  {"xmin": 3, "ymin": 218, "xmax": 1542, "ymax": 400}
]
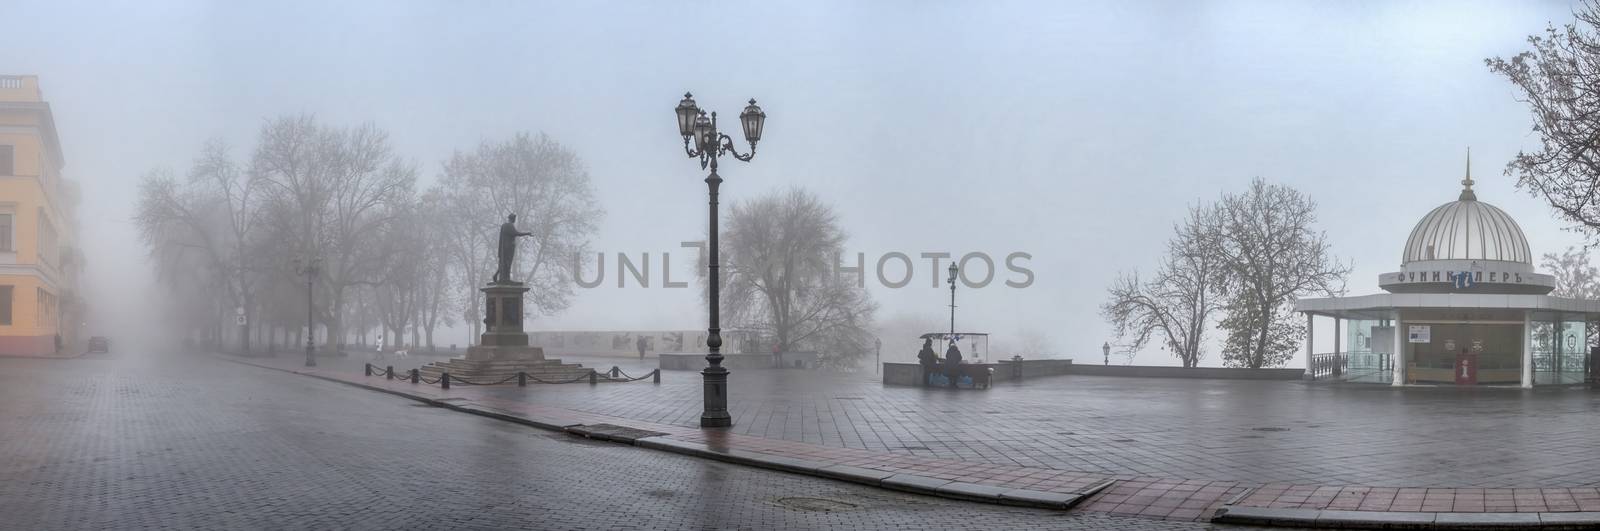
[
  {"xmin": 305, "ymin": 346, "xmax": 317, "ymax": 367},
  {"xmin": 700, "ymin": 366, "xmax": 732, "ymax": 427}
]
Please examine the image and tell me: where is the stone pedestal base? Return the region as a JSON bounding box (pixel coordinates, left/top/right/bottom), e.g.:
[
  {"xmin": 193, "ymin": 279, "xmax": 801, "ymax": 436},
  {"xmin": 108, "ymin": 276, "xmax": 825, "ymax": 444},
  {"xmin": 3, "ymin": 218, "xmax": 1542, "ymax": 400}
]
[
  {"xmin": 418, "ymin": 350, "xmax": 597, "ymax": 384},
  {"xmin": 422, "ymin": 281, "xmax": 614, "ymax": 384},
  {"xmin": 465, "ymin": 345, "xmax": 545, "ymax": 362}
]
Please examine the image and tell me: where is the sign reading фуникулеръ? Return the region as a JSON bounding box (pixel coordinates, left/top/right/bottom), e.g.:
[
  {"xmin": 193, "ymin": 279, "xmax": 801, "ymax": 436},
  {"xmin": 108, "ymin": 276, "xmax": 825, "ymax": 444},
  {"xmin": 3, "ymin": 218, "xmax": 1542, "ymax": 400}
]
[{"xmin": 1391, "ymin": 270, "xmax": 1522, "ymax": 285}]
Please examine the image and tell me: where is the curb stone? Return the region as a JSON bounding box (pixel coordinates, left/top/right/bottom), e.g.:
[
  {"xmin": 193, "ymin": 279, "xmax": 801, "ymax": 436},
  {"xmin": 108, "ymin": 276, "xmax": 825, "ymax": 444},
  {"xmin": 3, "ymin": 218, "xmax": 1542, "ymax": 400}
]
[
  {"xmin": 1213, "ymin": 505, "xmax": 1600, "ymax": 529},
  {"xmin": 218, "ymin": 356, "xmax": 1105, "ymax": 512}
]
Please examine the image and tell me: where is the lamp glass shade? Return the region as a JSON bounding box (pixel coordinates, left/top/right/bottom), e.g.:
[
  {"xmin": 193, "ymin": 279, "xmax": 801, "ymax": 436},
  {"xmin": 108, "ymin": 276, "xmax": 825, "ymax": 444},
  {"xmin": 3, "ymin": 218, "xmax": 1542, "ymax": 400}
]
[
  {"xmin": 739, "ymin": 99, "xmax": 765, "ymax": 143},
  {"xmin": 947, "ymin": 263, "xmax": 958, "ymax": 283},
  {"xmin": 692, "ymin": 112, "xmax": 713, "ymax": 151},
  {"xmin": 675, "ymin": 93, "xmax": 698, "ymax": 137}
]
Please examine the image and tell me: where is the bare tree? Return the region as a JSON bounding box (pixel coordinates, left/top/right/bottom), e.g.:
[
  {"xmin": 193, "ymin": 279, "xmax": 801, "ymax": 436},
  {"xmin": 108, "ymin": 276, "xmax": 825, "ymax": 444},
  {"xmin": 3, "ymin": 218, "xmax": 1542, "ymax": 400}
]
[
  {"xmin": 1209, "ymin": 178, "xmax": 1348, "ymax": 368},
  {"xmin": 413, "ymin": 191, "xmax": 457, "ymax": 351},
  {"xmin": 1101, "ymin": 205, "xmax": 1223, "ymax": 367},
  {"xmin": 373, "ymin": 208, "xmax": 424, "ymax": 349},
  {"xmin": 435, "ymin": 133, "xmax": 602, "ymax": 339},
  {"xmin": 134, "ymin": 140, "xmax": 267, "ymax": 352},
  {"xmin": 1544, "ymin": 246, "xmax": 1600, "ymax": 299},
  {"xmin": 714, "ymin": 188, "xmax": 878, "ymax": 366},
  {"xmin": 250, "ymin": 115, "xmax": 417, "ymax": 351},
  {"xmin": 1488, "ymin": 3, "xmax": 1600, "ymax": 238}
]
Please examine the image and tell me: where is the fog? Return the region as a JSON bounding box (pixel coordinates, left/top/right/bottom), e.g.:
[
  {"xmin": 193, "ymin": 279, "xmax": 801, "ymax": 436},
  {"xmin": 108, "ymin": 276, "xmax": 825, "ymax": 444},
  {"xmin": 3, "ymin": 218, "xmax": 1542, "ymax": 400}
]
[{"xmin": 3, "ymin": 0, "xmax": 1584, "ymax": 367}]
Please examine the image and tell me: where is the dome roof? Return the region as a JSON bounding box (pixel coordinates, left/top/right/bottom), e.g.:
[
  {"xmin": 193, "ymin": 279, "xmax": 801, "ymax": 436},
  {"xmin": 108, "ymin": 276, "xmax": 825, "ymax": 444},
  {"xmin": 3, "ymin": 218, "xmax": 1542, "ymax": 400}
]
[{"xmin": 1401, "ymin": 157, "xmax": 1531, "ymax": 264}]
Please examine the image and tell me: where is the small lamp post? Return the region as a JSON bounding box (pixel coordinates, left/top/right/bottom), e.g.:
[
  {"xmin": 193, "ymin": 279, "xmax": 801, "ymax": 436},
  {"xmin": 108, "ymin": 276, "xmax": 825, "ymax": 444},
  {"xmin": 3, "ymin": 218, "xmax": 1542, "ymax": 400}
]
[
  {"xmin": 294, "ymin": 256, "xmax": 322, "ymax": 367},
  {"xmin": 947, "ymin": 263, "xmax": 959, "ymax": 346},
  {"xmin": 1102, "ymin": 341, "xmax": 1110, "ymax": 366},
  {"xmin": 674, "ymin": 91, "xmax": 766, "ymax": 428}
]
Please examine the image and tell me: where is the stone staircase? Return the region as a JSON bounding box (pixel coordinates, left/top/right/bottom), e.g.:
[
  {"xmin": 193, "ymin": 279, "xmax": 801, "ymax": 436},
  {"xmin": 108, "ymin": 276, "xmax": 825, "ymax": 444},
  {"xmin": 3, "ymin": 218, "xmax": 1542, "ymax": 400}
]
[{"xmin": 416, "ymin": 357, "xmax": 620, "ymax": 384}]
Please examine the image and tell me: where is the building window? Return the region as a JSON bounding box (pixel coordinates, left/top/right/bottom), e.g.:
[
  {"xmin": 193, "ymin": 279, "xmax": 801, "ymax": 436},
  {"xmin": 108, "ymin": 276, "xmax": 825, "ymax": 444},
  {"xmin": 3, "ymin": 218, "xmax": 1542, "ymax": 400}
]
[
  {"xmin": 0, "ymin": 145, "xmax": 11, "ymax": 176},
  {"xmin": 0, "ymin": 213, "xmax": 10, "ymax": 251},
  {"xmin": 0, "ymin": 285, "xmax": 11, "ymax": 325}
]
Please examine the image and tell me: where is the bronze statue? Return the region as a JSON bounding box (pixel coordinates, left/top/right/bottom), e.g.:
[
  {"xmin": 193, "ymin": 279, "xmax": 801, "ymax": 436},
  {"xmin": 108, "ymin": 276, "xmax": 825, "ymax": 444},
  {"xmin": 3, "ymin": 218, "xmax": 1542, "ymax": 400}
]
[{"xmin": 494, "ymin": 213, "xmax": 533, "ymax": 284}]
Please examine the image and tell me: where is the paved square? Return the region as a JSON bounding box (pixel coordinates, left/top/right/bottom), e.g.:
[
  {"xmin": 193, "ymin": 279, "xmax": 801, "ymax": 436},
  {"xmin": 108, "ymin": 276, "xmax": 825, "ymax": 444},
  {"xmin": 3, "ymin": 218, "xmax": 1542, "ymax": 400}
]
[
  {"xmin": 330, "ymin": 352, "xmax": 1600, "ymax": 488},
  {"xmin": 0, "ymin": 354, "xmax": 1239, "ymax": 530}
]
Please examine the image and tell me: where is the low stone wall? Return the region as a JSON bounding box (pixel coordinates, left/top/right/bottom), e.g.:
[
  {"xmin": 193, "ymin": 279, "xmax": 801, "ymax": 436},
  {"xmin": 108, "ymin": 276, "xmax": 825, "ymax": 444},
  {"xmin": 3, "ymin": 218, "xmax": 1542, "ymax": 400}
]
[
  {"xmin": 1063, "ymin": 364, "xmax": 1304, "ymax": 380},
  {"xmin": 887, "ymin": 359, "xmax": 1303, "ymax": 382},
  {"xmin": 659, "ymin": 351, "xmax": 825, "ymax": 371},
  {"xmin": 994, "ymin": 358, "xmax": 1075, "ymax": 380}
]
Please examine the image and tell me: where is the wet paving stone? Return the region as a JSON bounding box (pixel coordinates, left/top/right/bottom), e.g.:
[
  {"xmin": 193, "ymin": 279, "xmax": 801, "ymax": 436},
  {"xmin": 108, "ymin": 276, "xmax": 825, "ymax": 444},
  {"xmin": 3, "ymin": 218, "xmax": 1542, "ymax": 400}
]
[{"xmin": 0, "ymin": 354, "xmax": 1249, "ymax": 530}]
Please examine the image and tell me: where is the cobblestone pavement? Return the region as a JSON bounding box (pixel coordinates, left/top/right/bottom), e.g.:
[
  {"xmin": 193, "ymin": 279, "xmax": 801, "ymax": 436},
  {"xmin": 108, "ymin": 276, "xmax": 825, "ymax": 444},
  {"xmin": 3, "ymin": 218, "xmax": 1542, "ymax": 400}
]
[
  {"xmin": 318, "ymin": 351, "xmax": 1600, "ymax": 488},
  {"xmin": 0, "ymin": 354, "xmax": 1253, "ymax": 530}
]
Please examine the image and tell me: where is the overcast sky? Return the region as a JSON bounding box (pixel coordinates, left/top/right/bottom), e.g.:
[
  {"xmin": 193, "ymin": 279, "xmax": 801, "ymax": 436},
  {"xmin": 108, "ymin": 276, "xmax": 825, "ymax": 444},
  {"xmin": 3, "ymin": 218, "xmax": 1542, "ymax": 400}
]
[{"xmin": 3, "ymin": 0, "xmax": 1587, "ymax": 366}]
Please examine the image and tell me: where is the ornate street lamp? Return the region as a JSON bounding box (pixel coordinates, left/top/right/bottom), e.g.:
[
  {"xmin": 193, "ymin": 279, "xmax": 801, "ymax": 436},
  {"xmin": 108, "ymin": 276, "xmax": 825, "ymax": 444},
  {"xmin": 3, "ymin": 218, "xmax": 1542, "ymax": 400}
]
[
  {"xmin": 293, "ymin": 256, "xmax": 322, "ymax": 367},
  {"xmin": 675, "ymin": 91, "xmax": 766, "ymax": 428},
  {"xmin": 947, "ymin": 263, "xmax": 959, "ymax": 346}
]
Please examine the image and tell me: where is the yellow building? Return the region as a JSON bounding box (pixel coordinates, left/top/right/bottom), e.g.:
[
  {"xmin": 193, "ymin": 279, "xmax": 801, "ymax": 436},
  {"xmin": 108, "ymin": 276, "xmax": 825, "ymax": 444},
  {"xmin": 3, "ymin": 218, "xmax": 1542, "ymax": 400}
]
[{"xmin": 0, "ymin": 75, "xmax": 82, "ymax": 356}]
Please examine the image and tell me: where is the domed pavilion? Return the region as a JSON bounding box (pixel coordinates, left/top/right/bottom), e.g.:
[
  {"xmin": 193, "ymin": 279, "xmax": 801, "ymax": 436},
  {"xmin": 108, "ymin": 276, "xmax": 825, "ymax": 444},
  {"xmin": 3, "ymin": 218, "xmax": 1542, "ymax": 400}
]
[{"xmin": 1295, "ymin": 157, "xmax": 1597, "ymax": 386}]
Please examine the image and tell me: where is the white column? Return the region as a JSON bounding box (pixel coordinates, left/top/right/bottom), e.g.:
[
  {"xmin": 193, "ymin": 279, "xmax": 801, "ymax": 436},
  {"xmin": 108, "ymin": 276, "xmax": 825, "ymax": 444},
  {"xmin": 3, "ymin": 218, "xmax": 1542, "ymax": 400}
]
[
  {"xmin": 1305, "ymin": 313, "xmax": 1315, "ymax": 379},
  {"xmin": 1334, "ymin": 318, "xmax": 1341, "ymax": 354},
  {"xmin": 1392, "ymin": 311, "xmax": 1405, "ymax": 386},
  {"xmin": 1522, "ymin": 311, "xmax": 1534, "ymax": 388}
]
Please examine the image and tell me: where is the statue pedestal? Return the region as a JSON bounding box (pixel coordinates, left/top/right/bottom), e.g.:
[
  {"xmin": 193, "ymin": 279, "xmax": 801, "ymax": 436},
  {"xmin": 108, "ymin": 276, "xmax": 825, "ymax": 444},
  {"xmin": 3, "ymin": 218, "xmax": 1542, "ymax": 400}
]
[
  {"xmin": 468, "ymin": 282, "xmax": 542, "ymax": 360},
  {"xmin": 419, "ymin": 281, "xmax": 598, "ymax": 384}
]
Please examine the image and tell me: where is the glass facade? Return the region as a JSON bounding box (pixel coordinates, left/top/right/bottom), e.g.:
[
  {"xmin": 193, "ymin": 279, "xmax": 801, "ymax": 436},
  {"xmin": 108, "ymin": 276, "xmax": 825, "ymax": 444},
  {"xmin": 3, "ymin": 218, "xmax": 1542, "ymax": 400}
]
[
  {"xmin": 1533, "ymin": 319, "xmax": 1588, "ymax": 385},
  {"xmin": 1334, "ymin": 315, "xmax": 1592, "ymax": 386},
  {"xmin": 1344, "ymin": 319, "xmax": 1392, "ymax": 384}
]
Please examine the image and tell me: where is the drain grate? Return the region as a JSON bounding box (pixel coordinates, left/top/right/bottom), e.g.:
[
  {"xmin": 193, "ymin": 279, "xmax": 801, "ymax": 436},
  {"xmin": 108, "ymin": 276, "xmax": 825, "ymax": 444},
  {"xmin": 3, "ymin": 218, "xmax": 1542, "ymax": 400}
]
[
  {"xmin": 566, "ymin": 423, "xmax": 668, "ymax": 443},
  {"xmin": 1112, "ymin": 439, "xmax": 1135, "ymax": 443},
  {"xmin": 899, "ymin": 446, "xmax": 931, "ymax": 451},
  {"xmin": 776, "ymin": 497, "xmax": 860, "ymax": 512},
  {"xmin": 1252, "ymin": 427, "xmax": 1290, "ymax": 432}
]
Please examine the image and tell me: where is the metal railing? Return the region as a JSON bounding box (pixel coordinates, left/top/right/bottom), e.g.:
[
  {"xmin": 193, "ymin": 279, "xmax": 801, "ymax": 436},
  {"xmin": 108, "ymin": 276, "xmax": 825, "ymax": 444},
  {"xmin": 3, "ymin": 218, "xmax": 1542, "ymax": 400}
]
[{"xmin": 364, "ymin": 363, "xmax": 660, "ymax": 389}]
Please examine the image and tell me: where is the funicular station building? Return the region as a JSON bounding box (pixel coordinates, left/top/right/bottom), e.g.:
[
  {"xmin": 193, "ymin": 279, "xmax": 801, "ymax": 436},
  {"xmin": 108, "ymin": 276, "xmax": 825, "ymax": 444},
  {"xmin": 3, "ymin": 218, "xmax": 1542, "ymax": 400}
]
[{"xmin": 1296, "ymin": 165, "xmax": 1599, "ymax": 387}]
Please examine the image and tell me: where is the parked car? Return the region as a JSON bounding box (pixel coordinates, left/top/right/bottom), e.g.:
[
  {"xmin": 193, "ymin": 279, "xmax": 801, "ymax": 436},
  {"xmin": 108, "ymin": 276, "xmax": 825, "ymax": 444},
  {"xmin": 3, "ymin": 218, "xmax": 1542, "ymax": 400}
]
[{"xmin": 87, "ymin": 336, "xmax": 109, "ymax": 353}]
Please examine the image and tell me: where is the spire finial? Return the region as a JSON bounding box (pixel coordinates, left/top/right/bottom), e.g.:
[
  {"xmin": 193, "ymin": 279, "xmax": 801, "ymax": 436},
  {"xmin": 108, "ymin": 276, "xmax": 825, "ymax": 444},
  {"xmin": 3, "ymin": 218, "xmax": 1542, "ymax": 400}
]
[{"xmin": 1459, "ymin": 147, "xmax": 1477, "ymax": 201}]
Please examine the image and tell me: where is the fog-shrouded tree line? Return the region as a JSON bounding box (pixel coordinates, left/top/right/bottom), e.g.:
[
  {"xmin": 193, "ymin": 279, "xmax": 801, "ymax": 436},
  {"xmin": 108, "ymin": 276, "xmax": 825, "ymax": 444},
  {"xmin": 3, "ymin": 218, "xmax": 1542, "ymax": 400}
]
[
  {"xmin": 135, "ymin": 115, "xmax": 602, "ymax": 353},
  {"xmin": 1102, "ymin": 178, "xmax": 1349, "ymax": 368}
]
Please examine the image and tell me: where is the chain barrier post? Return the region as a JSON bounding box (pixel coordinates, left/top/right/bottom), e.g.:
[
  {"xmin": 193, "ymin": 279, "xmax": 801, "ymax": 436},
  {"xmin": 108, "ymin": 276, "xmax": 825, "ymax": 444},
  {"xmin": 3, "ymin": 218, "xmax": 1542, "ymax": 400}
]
[
  {"xmin": 441, "ymin": 372, "xmax": 450, "ymax": 389},
  {"xmin": 652, "ymin": 368, "xmax": 660, "ymax": 384},
  {"xmin": 589, "ymin": 369, "xmax": 598, "ymax": 385},
  {"xmin": 364, "ymin": 363, "xmax": 372, "ymax": 377},
  {"xmin": 610, "ymin": 366, "xmax": 620, "ymax": 378},
  {"xmin": 518, "ymin": 371, "xmax": 526, "ymax": 387},
  {"xmin": 386, "ymin": 365, "xmax": 394, "ymax": 380},
  {"xmin": 411, "ymin": 368, "xmax": 419, "ymax": 384}
]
